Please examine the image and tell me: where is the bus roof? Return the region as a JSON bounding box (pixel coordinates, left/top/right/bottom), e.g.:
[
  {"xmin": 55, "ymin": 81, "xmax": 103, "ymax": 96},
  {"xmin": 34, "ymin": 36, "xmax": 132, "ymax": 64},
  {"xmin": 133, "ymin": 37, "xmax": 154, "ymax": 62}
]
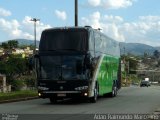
[{"xmin": 40, "ymin": 26, "xmax": 120, "ymax": 57}]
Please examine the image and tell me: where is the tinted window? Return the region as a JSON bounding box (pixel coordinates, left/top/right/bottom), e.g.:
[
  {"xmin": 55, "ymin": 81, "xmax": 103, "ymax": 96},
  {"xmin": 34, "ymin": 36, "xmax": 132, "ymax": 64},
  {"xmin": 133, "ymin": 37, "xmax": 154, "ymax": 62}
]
[
  {"xmin": 39, "ymin": 30, "xmax": 88, "ymax": 51},
  {"xmin": 38, "ymin": 55, "xmax": 87, "ymax": 80}
]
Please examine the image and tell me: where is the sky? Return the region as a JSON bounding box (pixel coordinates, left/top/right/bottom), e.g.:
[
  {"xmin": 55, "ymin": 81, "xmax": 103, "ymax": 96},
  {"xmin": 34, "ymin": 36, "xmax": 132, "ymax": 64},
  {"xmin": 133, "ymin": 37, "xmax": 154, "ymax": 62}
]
[{"xmin": 0, "ymin": 0, "xmax": 160, "ymax": 46}]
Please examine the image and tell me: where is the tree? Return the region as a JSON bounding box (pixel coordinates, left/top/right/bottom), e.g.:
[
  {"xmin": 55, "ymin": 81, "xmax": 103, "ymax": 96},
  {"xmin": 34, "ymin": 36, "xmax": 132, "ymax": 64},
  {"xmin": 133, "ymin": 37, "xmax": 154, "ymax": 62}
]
[
  {"xmin": 8, "ymin": 40, "xmax": 19, "ymax": 49},
  {"xmin": 1, "ymin": 40, "xmax": 19, "ymax": 49},
  {"xmin": 1, "ymin": 42, "xmax": 9, "ymax": 49},
  {"xmin": 19, "ymin": 44, "xmax": 34, "ymax": 50},
  {"xmin": 153, "ymin": 50, "xmax": 160, "ymax": 59},
  {"xmin": 0, "ymin": 55, "xmax": 30, "ymax": 89},
  {"xmin": 156, "ymin": 60, "xmax": 160, "ymax": 67},
  {"xmin": 128, "ymin": 58, "xmax": 138, "ymax": 74}
]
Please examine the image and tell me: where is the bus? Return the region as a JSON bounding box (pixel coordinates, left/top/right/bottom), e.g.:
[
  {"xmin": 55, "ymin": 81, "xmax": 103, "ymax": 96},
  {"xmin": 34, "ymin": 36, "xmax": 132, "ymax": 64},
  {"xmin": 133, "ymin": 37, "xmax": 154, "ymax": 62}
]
[{"xmin": 35, "ymin": 26, "xmax": 121, "ymax": 103}]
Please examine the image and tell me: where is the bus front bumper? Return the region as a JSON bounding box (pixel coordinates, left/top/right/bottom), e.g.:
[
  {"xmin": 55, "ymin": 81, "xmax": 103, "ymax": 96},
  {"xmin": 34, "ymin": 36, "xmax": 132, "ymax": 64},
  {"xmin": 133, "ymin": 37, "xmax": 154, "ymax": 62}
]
[{"xmin": 38, "ymin": 90, "xmax": 89, "ymax": 98}]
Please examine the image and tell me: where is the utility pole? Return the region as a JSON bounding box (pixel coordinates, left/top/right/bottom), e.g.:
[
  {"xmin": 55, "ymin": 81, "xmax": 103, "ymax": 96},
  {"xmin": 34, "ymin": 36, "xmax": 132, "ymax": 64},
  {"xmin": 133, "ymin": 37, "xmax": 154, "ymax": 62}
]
[
  {"xmin": 75, "ymin": 0, "xmax": 78, "ymax": 26},
  {"xmin": 30, "ymin": 18, "xmax": 40, "ymax": 54}
]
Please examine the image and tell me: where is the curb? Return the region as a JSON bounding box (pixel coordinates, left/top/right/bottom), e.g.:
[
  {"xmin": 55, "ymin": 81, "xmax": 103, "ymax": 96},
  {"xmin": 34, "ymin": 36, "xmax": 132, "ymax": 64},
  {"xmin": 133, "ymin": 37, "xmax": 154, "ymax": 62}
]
[
  {"xmin": 153, "ymin": 108, "xmax": 160, "ymax": 115},
  {"xmin": 0, "ymin": 96, "xmax": 39, "ymax": 104},
  {"xmin": 149, "ymin": 108, "xmax": 160, "ymax": 120}
]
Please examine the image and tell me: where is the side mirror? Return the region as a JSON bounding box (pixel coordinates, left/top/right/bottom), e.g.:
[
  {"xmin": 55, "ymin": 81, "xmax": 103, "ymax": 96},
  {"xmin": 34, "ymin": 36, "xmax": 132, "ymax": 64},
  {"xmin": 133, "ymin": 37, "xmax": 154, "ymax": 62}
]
[
  {"xmin": 28, "ymin": 54, "xmax": 39, "ymax": 70},
  {"xmin": 33, "ymin": 54, "xmax": 40, "ymax": 70}
]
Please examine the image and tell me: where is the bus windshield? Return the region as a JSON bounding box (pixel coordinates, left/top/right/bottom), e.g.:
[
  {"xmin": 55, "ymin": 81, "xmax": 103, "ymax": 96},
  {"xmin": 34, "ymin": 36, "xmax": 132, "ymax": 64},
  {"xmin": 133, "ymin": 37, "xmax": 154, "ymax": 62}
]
[
  {"xmin": 37, "ymin": 55, "xmax": 87, "ymax": 80},
  {"xmin": 39, "ymin": 30, "xmax": 88, "ymax": 51}
]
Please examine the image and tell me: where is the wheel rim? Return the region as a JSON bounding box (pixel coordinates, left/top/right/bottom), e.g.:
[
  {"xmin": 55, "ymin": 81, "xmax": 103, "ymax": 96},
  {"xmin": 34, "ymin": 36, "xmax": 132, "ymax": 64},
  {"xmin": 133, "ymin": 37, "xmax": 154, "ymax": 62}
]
[
  {"xmin": 94, "ymin": 88, "xmax": 97, "ymax": 101},
  {"xmin": 114, "ymin": 86, "xmax": 117, "ymax": 96},
  {"xmin": 112, "ymin": 86, "xmax": 117, "ymax": 96}
]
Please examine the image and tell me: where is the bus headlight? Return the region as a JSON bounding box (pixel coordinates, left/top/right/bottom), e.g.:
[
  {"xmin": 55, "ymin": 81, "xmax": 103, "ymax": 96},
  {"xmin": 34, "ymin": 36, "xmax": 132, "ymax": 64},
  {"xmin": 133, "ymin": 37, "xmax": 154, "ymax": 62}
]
[
  {"xmin": 84, "ymin": 92, "xmax": 88, "ymax": 96},
  {"xmin": 38, "ymin": 93, "xmax": 42, "ymax": 97},
  {"xmin": 75, "ymin": 86, "xmax": 88, "ymax": 91}
]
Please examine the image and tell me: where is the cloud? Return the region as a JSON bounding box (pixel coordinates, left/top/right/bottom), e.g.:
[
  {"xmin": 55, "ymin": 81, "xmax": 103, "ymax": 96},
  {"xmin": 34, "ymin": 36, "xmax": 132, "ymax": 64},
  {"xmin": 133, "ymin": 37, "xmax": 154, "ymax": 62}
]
[
  {"xmin": 0, "ymin": 18, "xmax": 21, "ymax": 37},
  {"xmin": 22, "ymin": 16, "xmax": 51, "ymax": 39},
  {"xmin": 0, "ymin": 7, "xmax": 11, "ymax": 16},
  {"xmin": 55, "ymin": 10, "xmax": 67, "ymax": 21},
  {"xmin": 88, "ymin": 0, "xmax": 101, "ymax": 7},
  {"xmin": 82, "ymin": 12, "xmax": 101, "ymax": 27},
  {"xmin": 81, "ymin": 12, "xmax": 160, "ymax": 46},
  {"xmin": 81, "ymin": 12, "xmax": 125, "ymax": 42},
  {"xmin": 119, "ymin": 16, "xmax": 160, "ymax": 46},
  {"xmin": 103, "ymin": 0, "xmax": 133, "ymax": 9},
  {"xmin": 0, "ymin": 16, "xmax": 51, "ymax": 40},
  {"xmin": 139, "ymin": 16, "xmax": 160, "ymax": 23},
  {"xmin": 102, "ymin": 23, "xmax": 125, "ymax": 42},
  {"xmin": 103, "ymin": 15, "xmax": 124, "ymax": 23},
  {"xmin": 87, "ymin": 0, "xmax": 136, "ymax": 9}
]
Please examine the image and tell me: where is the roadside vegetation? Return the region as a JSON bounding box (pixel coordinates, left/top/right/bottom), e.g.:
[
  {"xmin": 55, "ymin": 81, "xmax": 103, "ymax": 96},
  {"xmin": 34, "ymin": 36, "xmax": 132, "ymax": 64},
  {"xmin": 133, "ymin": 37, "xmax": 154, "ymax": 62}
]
[
  {"xmin": 0, "ymin": 54, "xmax": 36, "ymax": 90},
  {"xmin": 121, "ymin": 50, "xmax": 160, "ymax": 86},
  {"xmin": 0, "ymin": 40, "xmax": 37, "ymax": 101},
  {"xmin": 0, "ymin": 90, "xmax": 37, "ymax": 102}
]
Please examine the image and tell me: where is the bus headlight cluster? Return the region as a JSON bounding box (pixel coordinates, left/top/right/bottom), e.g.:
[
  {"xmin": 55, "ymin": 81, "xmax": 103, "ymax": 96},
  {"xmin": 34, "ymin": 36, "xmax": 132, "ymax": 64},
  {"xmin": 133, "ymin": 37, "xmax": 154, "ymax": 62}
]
[
  {"xmin": 38, "ymin": 93, "xmax": 42, "ymax": 97},
  {"xmin": 38, "ymin": 86, "xmax": 49, "ymax": 90},
  {"xmin": 75, "ymin": 86, "xmax": 88, "ymax": 91}
]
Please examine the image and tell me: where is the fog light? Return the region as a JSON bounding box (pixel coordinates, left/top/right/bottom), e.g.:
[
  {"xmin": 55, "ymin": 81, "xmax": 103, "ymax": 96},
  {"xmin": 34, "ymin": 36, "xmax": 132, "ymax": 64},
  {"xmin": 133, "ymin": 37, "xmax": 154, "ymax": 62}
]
[
  {"xmin": 84, "ymin": 93, "xmax": 88, "ymax": 96},
  {"xmin": 38, "ymin": 93, "xmax": 41, "ymax": 97}
]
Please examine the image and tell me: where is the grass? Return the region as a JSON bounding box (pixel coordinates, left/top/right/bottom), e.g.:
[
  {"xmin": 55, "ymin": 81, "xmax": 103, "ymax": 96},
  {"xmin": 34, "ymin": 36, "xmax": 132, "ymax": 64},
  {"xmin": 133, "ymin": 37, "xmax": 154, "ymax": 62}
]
[{"xmin": 0, "ymin": 90, "xmax": 38, "ymax": 101}]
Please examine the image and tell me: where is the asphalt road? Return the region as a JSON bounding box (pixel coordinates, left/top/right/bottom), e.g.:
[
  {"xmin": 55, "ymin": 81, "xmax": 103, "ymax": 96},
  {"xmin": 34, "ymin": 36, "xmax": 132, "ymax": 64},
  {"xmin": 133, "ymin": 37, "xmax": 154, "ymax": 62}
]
[{"xmin": 0, "ymin": 86, "xmax": 160, "ymax": 120}]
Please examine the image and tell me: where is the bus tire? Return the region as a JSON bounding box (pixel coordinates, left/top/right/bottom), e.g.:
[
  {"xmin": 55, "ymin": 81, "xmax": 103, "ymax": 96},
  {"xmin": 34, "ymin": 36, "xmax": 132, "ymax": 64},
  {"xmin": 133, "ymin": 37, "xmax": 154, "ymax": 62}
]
[
  {"xmin": 89, "ymin": 85, "xmax": 98, "ymax": 103},
  {"xmin": 109, "ymin": 82, "xmax": 117, "ymax": 97},
  {"xmin": 50, "ymin": 97, "xmax": 57, "ymax": 104}
]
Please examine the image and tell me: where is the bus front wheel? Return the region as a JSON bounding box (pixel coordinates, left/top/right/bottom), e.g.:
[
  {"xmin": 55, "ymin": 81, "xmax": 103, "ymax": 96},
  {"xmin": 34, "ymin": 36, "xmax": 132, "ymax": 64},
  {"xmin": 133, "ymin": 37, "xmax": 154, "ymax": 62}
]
[{"xmin": 89, "ymin": 86, "xmax": 98, "ymax": 103}]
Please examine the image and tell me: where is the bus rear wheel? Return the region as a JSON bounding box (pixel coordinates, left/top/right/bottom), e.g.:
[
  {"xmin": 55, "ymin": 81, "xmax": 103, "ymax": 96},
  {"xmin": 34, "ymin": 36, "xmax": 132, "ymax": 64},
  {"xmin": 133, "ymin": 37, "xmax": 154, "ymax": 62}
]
[{"xmin": 110, "ymin": 83, "xmax": 117, "ymax": 97}]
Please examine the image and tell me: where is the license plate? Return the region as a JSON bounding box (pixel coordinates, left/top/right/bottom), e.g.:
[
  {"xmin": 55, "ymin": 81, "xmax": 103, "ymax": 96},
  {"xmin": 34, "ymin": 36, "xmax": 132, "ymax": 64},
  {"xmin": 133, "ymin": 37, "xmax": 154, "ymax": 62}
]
[{"xmin": 57, "ymin": 93, "xmax": 66, "ymax": 97}]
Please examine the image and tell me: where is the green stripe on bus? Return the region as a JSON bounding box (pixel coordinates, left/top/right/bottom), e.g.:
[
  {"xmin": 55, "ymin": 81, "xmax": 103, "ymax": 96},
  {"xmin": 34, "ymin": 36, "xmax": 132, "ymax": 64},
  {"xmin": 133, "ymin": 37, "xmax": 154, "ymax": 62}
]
[{"xmin": 97, "ymin": 55, "xmax": 119, "ymax": 95}]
